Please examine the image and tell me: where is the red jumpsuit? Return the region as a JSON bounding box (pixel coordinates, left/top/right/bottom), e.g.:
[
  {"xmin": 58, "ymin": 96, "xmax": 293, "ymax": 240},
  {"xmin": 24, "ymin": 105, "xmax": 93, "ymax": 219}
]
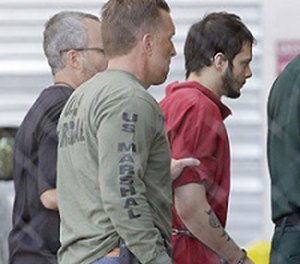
[{"xmin": 160, "ymin": 81, "xmax": 232, "ymax": 264}]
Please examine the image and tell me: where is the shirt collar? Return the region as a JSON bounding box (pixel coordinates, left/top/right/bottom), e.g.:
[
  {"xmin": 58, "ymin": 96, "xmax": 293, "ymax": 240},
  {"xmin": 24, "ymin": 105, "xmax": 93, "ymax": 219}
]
[{"xmin": 168, "ymin": 81, "xmax": 232, "ymax": 120}]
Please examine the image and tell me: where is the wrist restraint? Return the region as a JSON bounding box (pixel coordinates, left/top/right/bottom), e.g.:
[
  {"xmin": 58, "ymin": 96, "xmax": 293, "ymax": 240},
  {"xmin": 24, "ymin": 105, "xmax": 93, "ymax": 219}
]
[{"xmin": 236, "ymin": 249, "xmax": 247, "ymax": 264}]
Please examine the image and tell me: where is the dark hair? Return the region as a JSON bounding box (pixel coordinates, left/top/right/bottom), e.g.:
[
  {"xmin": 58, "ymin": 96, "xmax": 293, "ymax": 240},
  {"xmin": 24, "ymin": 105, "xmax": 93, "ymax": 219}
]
[
  {"xmin": 184, "ymin": 12, "xmax": 255, "ymax": 78},
  {"xmin": 101, "ymin": 0, "xmax": 170, "ymax": 58}
]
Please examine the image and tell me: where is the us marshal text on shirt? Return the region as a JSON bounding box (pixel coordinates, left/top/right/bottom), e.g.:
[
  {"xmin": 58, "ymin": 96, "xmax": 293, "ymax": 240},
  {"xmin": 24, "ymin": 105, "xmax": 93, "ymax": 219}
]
[{"xmin": 59, "ymin": 94, "xmax": 85, "ymax": 148}]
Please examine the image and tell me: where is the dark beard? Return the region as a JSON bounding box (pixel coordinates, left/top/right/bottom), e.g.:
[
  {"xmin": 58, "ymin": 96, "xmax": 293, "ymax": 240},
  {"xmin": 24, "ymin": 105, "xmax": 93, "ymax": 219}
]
[{"xmin": 222, "ymin": 67, "xmax": 241, "ymax": 99}]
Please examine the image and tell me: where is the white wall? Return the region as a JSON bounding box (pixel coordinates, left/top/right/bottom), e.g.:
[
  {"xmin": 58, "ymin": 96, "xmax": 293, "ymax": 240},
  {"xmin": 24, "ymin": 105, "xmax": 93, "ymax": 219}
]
[{"xmin": 264, "ymin": 0, "xmax": 300, "ymax": 89}]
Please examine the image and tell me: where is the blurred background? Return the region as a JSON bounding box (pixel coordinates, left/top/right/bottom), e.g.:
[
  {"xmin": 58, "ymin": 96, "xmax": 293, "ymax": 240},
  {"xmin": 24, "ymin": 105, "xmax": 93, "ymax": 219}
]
[{"xmin": 0, "ymin": 0, "xmax": 299, "ymax": 263}]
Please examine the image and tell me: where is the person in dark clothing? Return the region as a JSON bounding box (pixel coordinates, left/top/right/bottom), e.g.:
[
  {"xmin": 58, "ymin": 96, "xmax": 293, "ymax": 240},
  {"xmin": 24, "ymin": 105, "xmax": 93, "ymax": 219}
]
[
  {"xmin": 267, "ymin": 54, "xmax": 300, "ymax": 264},
  {"xmin": 8, "ymin": 11, "xmax": 108, "ymax": 264}
]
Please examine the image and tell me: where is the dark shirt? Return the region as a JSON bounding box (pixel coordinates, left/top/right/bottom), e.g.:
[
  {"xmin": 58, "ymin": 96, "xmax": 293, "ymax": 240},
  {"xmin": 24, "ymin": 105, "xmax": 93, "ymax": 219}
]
[
  {"xmin": 267, "ymin": 54, "xmax": 300, "ymax": 222},
  {"xmin": 8, "ymin": 85, "xmax": 73, "ymax": 264}
]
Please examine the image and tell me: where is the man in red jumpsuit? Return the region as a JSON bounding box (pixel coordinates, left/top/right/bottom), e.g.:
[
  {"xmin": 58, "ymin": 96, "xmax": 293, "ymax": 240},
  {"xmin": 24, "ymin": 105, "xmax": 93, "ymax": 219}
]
[{"xmin": 160, "ymin": 12, "xmax": 255, "ymax": 264}]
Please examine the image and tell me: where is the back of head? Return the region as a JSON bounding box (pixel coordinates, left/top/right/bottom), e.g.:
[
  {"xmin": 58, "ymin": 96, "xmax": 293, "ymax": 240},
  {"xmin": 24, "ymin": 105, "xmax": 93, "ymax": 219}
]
[
  {"xmin": 43, "ymin": 11, "xmax": 100, "ymax": 75},
  {"xmin": 184, "ymin": 12, "xmax": 255, "ymax": 78},
  {"xmin": 101, "ymin": 0, "xmax": 170, "ymax": 59}
]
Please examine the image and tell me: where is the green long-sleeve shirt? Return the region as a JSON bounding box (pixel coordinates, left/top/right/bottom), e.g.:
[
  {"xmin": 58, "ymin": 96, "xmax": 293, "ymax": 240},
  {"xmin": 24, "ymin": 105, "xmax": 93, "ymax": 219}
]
[
  {"xmin": 57, "ymin": 70, "xmax": 172, "ymax": 264},
  {"xmin": 267, "ymin": 54, "xmax": 300, "ymax": 222}
]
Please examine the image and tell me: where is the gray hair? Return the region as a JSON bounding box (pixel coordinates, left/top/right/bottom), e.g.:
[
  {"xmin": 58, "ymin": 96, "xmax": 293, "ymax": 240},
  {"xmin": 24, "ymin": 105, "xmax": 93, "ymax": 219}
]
[{"xmin": 43, "ymin": 11, "xmax": 100, "ymax": 75}]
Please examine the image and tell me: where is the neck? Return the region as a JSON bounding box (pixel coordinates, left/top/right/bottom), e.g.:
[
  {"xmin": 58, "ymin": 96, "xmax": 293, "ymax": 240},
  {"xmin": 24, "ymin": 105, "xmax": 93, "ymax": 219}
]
[
  {"xmin": 53, "ymin": 70, "xmax": 76, "ymax": 89},
  {"xmin": 187, "ymin": 71, "xmax": 222, "ymax": 98},
  {"xmin": 107, "ymin": 47, "xmax": 149, "ymax": 89}
]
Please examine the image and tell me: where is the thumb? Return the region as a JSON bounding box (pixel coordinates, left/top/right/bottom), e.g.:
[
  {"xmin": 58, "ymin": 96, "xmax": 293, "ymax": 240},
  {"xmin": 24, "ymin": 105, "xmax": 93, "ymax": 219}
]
[{"xmin": 178, "ymin": 157, "xmax": 200, "ymax": 168}]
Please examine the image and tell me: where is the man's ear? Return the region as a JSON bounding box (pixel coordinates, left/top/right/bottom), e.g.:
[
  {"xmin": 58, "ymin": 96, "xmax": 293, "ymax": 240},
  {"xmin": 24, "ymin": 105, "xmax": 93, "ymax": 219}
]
[
  {"xmin": 65, "ymin": 49, "xmax": 82, "ymax": 70},
  {"xmin": 142, "ymin": 33, "xmax": 154, "ymax": 56},
  {"xmin": 213, "ymin": 52, "xmax": 228, "ymax": 72}
]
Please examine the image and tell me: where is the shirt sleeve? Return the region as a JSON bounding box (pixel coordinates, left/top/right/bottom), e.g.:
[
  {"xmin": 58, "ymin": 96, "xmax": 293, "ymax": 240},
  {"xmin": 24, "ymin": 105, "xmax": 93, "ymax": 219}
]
[
  {"xmin": 165, "ymin": 100, "xmax": 218, "ymax": 190},
  {"xmin": 37, "ymin": 110, "xmax": 60, "ymax": 196},
  {"xmin": 95, "ymin": 95, "xmax": 172, "ymax": 264}
]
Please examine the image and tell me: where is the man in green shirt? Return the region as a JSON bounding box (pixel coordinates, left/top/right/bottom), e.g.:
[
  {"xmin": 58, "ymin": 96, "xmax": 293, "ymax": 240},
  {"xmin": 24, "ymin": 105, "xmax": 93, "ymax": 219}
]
[
  {"xmin": 57, "ymin": 0, "xmax": 177, "ymax": 263},
  {"xmin": 267, "ymin": 54, "xmax": 300, "ymax": 263}
]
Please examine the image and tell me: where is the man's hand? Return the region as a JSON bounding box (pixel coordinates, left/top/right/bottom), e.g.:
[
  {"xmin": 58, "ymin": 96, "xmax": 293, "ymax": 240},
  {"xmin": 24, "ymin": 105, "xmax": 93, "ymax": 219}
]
[
  {"xmin": 171, "ymin": 158, "xmax": 200, "ymax": 181},
  {"xmin": 40, "ymin": 188, "xmax": 58, "ymax": 210}
]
